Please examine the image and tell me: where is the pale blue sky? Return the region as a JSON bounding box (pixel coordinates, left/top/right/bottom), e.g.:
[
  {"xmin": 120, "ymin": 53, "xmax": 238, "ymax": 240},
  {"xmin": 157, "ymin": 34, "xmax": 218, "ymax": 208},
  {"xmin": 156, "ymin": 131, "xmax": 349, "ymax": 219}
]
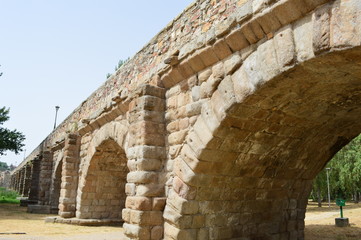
[{"xmin": 0, "ymin": 0, "xmax": 193, "ymax": 166}]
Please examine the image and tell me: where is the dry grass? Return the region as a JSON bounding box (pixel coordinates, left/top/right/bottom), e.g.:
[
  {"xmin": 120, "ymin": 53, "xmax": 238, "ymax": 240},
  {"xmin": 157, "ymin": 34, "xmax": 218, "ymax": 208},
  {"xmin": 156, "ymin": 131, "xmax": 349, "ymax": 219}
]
[
  {"xmin": 0, "ymin": 204, "xmax": 123, "ymax": 239},
  {"xmin": 1, "ymin": 202, "xmax": 361, "ymax": 239},
  {"xmin": 305, "ymin": 202, "xmax": 361, "ymax": 240}
]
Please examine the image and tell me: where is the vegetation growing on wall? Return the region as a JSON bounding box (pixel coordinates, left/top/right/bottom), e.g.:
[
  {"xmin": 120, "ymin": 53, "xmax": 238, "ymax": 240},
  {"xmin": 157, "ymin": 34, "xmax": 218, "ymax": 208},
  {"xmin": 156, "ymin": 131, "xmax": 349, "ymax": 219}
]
[
  {"xmin": 106, "ymin": 58, "xmax": 129, "ymax": 79},
  {"xmin": 311, "ymin": 134, "xmax": 361, "ymax": 205}
]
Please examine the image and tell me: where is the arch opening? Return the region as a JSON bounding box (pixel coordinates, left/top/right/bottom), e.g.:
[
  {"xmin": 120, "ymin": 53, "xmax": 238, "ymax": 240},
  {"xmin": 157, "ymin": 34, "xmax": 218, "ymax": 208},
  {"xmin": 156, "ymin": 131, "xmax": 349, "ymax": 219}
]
[
  {"xmin": 76, "ymin": 139, "xmax": 129, "ymax": 221},
  {"xmin": 50, "ymin": 160, "xmax": 63, "ymax": 213},
  {"xmin": 169, "ymin": 47, "xmax": 361, "ymax": 239}
]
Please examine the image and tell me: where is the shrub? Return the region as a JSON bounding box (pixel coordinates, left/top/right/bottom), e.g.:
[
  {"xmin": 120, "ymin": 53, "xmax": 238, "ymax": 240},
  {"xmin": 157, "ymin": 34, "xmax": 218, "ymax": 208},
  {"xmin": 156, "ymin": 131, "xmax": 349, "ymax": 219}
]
[{"xmin": 0, "ymin": 187, "xmax": 20, "ymax": 204}]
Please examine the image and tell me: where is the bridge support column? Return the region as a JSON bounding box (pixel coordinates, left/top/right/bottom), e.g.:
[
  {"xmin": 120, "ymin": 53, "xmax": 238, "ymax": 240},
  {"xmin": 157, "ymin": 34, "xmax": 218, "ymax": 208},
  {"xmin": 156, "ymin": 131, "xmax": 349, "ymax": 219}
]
[
  {"xmin": 38, "ymin": 151, "xmax": 53, "ymax": 205},
  {"xmin": 22, "ymin": 163, "xmax": 32, "ymax": 197},
  {"xmin": 18, "ymin": 169, "xmax": 25, "ymax": 196},
  {"xmin": 28, "ymin": 158, "xmax": 41, "ymax": 204},
  {"xmin": 58, "ymin": 133, "xmax": 80, "ymax": 218},
  {"xmin": 123, "ymin": 84, "xmax": 167, "ymax": 240}
]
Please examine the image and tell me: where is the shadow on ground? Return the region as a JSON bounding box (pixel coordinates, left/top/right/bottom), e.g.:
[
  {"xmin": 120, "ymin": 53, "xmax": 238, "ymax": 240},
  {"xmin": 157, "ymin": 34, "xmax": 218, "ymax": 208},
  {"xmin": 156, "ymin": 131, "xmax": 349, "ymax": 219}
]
[{"xmin": 305, "ymin": 224, "xmax": 361, "ymax": 240}]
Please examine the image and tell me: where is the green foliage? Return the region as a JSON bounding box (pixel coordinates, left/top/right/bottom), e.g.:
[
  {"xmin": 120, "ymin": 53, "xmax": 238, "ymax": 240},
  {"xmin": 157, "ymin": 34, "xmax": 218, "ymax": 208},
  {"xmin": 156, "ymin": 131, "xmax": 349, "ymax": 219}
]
[
  {"xmin": 311, "ymin": 134, "xmax": 361, "ymax": 203},
  {"xmin": 0, "ymin": 161, "xmax": 9, "ymax": 171},
  {"xmin": 0, "ymin": 161, "xmax": 15, "ymax": 171},
  {"xmin": 0, "ymin": 187, "xmax": 20, "ymax": 204},
  {"xmin": 106, "ymin": 58, "xmax": 129, "ymax": 79},
  {"xmin": 0, "ymin": 107, "xmax": 25, "ymax": 156}
]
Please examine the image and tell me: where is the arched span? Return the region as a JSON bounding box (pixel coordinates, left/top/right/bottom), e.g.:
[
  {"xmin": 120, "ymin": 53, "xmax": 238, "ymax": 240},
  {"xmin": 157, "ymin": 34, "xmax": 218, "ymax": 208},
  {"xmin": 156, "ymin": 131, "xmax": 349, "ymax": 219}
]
[
  {"xmin": 50, "ymin": 156, "xmax": 63, "ymax": 213},
  {"xmin": 76, "ymin": 121, "xmax": 129, "ymax": 221},
  {"xmin": 165, "ymin": 1, "xmax": 361, "ymax": 239}
]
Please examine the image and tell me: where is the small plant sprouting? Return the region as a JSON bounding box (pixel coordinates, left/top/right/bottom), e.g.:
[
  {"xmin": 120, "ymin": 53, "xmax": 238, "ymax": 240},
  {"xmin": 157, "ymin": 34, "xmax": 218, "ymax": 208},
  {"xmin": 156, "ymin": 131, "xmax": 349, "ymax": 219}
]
[{"xmin": 106, "ymin": 58, "xmax": 129, "ymax": 79}]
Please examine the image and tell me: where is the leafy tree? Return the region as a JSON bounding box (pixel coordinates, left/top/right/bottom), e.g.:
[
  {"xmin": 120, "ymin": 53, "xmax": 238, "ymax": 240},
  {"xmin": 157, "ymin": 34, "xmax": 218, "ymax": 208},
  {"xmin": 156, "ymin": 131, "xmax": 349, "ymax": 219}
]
[
  {"xmin": 311, "ymin": 134, "xmax": 361, "ymax": 204},
  {"xmin": 0, "ymin": 161, "xmax": 9, "ymax": 171},
  {"xmin": 0, "ymin": 107, "xmax": 25, "ymax": 156}
]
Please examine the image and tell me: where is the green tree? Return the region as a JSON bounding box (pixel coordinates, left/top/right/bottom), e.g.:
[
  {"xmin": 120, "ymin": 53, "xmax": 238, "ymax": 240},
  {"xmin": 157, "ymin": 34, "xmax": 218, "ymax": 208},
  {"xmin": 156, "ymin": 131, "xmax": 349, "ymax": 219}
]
[
  {"xmin": 0, "ymin": 161, "xmax": 9, "ymax": 171},
  {"xmin": 0, "ymin": 107, "xmax": 25, "ymax": 156},
  {"xmin": 311, "ymin": 134, "xmax": 361, "ymax": 204}
]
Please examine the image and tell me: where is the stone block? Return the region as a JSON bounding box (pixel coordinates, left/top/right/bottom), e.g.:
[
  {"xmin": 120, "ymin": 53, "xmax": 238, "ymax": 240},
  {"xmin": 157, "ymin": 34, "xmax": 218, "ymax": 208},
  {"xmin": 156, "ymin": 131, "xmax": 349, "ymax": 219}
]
[
  {"xmin": 126, "ymin": 196, "xmax": 152, "ymax": 211},
  {"xmin": 224, "ymin": 53, "xmax": 242, "ymax": 76},
  {"xmin": 125, "ymin": 183, "xmax": 136, "ymax": 196},
  {"xmin": 168, "ymin": 130, "xmax": 188, "ymax": 145},
  {"xmin": 232, "ymin": 65, "xmax": 255, "ymax": 102},
  {"xmin": 127, "ymin": 146, "xmax": 165, "ymax": 160},
  {"xmin": 256, "ymin": 39, "xmax": 280, "ymax": 82},
  {"xmin": 293, "ymin": 15, "xmax": 315, "ymax": 62},
  {"xmin": 331, "ymin": 0, "xmax": 361, "ymax": 48},
  {"xmin": 167, "ymin": 189, "xmax": 199, "ymax": 215},
  {"xmin": 151, "ymin": 226, "xmax": 163, "ymax": 240},
  {"xmin": 187, "ymin": 53, "xmax": 206, "ymax": 73},
  {"xmin": 136, "ymin": 84, "xmax": 166, "ymax": 99},
  {"xmin": 178, "ymin": 61, "xmax": 195, "ymax": 79},
  {"xmin": 168, "ymin": 67, "xmax": 186, "ymax": 86},
  {"xmin": 212, "ymin": 62, "xmax": 225, "ymax": 79},
  {"xmin": 193, "ymin": 117, "xmax": 214, "ymax": 146},
  {"xmin": 199, "ymin": 46, "xmax": 219, "ymax": 67},
  {"xmin": 173, "ymin": 157, "xmax": 198, "ymax": 187},
  {"xmin": 163, "ymin": 205, "xmax": 193, "ymax": 229},
  {"xmin": 273, "ymin": 0, "xmax": 305, "ymax": 25},
  {"xmin": 215, "ymin": 16, "xmax": 236, "ymax": 38},
  {"xmin": 213, "ymin": 38, "xmax": 233, "ymax": 60},
  {"xmin": 186, "ymin": 101, "xmax": 204, "ymax": 117},
  {"xmin": 254, "ymin": 0, "xmax": 270, "ymax": 13},
  {"xmin": 136, "ymin": 184, "xmax": 164, "ymax": 197},
  {"xmin": 123, "ymin": 223, "xmax": 150, "ymax": 239},
  {"xmin": 225, "ymin": 28, "xmax": 250, "ymax": 52},
  {"xmin": 236, "ymin": 0, "xmax": 253, "ymax": 23},
  {"xmin": 198, "ymin": 68, "xmax": 212, "ymax": 84},
  {"xmin": 312, "ymin": 3, "xmax": 331, "ymax": 53},
  {"xmin": 153, "ymin": 197, "xmax": 167, "ymax": 211},
  {"xmin": 274, "ymin": 25, "xmax": 295, "ymax": 68},
  {"xmin": 173, "ymin": 175, "xmax": 197, "ymax": 200}
]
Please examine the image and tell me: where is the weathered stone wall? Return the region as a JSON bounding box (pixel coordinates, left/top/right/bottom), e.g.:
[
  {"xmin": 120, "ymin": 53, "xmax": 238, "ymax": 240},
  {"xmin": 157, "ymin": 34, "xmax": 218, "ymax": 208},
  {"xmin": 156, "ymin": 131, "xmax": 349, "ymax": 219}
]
[
  {"xmin": 10, "ymin": 0, "xmax": 361, "ymax": 239},
  {"xmin": 0, "ymin": 171, "xmax": 11, "ymax": 188}
]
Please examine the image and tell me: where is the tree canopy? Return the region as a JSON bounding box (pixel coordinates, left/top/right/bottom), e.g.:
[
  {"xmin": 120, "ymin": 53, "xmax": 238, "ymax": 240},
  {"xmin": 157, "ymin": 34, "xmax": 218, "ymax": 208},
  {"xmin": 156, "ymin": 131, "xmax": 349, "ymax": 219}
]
[
  {"xmin": 311, "ymin": 134, "xmax": 361, "ymax": 204},
  {"xmin": 0, "ymin": 107, "xmax": 25, "ymax": 156},
  {"xmin": 0, "ymin": 161, "xmax": 15, "ymax": 171}
]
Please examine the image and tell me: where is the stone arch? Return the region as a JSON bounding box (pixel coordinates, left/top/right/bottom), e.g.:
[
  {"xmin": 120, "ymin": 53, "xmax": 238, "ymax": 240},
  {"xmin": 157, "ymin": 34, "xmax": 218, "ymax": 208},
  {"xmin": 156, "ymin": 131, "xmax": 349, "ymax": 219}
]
[
  {"xmin": 50, "ymin": 152, "xmax": 63, "ymax": 212},
  {"xmin": 165, "ymin": 1, "xmax": 361, "ymax": 239},
  {"xmin": 76, "ymin": 121, "xmax": 129, "ymax": 221}
]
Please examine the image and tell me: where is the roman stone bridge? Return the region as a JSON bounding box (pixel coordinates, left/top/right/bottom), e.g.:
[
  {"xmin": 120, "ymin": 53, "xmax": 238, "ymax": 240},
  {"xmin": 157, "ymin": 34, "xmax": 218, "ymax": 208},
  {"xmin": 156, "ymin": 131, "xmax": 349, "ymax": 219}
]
[{"xmin": 9, "ymin": 0, "xmax": 361, "ymax": 239}]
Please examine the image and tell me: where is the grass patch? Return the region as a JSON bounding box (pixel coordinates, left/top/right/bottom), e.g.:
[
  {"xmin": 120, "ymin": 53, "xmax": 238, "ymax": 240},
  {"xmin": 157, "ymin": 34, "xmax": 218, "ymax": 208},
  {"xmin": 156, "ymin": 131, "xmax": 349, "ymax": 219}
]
[{"xmin": 0, "ymin": 187, "xmax": 20, "ymax": 204}]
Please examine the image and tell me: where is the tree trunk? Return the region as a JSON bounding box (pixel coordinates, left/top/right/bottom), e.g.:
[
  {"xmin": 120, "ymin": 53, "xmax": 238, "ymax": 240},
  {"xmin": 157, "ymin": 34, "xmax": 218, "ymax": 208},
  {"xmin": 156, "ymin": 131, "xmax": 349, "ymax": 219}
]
[
  {"xmin": 317, "ymin": 185, "xmax": 322, "ymax": 207},
  {"xmin": 354, "ymin": 191, "xmax": 360, "ymax": 203}
]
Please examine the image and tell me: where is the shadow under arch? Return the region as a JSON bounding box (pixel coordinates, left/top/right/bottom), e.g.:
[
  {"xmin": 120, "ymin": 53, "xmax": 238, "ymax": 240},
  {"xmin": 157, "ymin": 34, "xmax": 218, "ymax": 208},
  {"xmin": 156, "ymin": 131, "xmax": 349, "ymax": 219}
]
[
  {"xmin": 50, "ymin": 152, "xmax": 63, "ymax": 213},
  {"xmin": 167, "ymin": 39, "xmax": 361, "ymax": 240},
  {"xmin": 76, "ymin": 121, "xmax": 129, "ymax": 223}
]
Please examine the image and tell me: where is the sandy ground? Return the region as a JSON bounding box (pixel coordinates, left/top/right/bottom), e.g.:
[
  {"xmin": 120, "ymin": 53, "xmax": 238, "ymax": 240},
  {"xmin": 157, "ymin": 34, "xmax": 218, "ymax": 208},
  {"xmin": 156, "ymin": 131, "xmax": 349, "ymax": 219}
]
[
  {"xmin": 0, "ymin": 204, "xmax": 124, "ymax": 240},
  {"xmin": 305, "ymin": 202, "xmax": 361, "ymax": 240},
  {"xmin": 1, "ymin": 202, "xmax": 361, "ymax": 240}
]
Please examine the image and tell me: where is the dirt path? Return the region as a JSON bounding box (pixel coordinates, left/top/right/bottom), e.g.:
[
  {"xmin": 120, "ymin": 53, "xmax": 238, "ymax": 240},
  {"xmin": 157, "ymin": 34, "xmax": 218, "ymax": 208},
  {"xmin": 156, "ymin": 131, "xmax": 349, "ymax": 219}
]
[{"xmin": 305, "ymin": 202, "xmax": 361, "ymax": 240}]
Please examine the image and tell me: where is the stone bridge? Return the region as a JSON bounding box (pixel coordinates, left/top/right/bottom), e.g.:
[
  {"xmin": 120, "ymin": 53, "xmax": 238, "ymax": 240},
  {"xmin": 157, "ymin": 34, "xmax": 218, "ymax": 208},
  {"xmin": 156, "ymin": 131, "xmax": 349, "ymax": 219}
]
[{"xmin": 9, "ymin": 0, "xmax": 361, "ymax": 239}]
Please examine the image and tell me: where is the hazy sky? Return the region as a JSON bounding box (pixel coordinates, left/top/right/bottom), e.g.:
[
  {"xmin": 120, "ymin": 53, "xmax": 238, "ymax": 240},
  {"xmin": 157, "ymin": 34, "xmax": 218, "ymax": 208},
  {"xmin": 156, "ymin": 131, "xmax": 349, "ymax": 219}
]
[{"xmin": 0, "ymin": 0, "xmax": 193, "ymax": 166}]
